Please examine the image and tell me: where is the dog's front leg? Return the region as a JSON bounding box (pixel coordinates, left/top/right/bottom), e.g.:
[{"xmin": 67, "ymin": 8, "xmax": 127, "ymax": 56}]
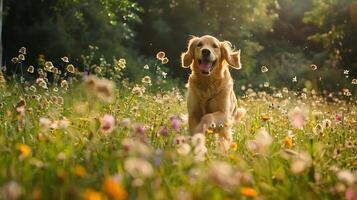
[
  {"xmin": 194, "ymin": 111, "xmax": 227, "ymax": 134},
  {"xmin": 187, "ymin": 93, "xmax": 203, "ymax": 135}
]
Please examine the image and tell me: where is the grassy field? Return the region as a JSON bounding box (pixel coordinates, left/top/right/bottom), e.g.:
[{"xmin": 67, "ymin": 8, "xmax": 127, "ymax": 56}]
[{"xmin": 0, "ymin": 55, "xmax": 356, "ymax": 200}]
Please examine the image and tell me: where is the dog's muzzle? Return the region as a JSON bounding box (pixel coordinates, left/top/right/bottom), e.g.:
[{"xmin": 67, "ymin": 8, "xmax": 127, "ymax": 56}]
[{"xmin": 198, "ymin": 59, "xmax": 216, "ymax": 75}]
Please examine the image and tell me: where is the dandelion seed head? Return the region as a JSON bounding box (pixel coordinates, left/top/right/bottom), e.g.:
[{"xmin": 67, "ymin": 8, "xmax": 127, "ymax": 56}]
[
  {"xmin": 19, "ymin": 47, "xmax": 26, "ymax": 55},
  {"xmin": 61, "ymin": 56, "xmax": 69, "ymax": 63},
  {"xmin": 161, "ymin": 57, "xmax": 169, "ymax": 64},
  {"xmin": 261, "ymin": 65, "xmax": 268, "ymax": 73},
  {"xmin": 66, "ymin": 64, "xmax": 75, "ymax": 73},
  {"xmin": 141, "ymin": 76, "xmax": 152, "ymax": 85},
  {"xmin": 11, "ymin": 57, "xmax": 19, "ymax": 64},
  {"xmin": 156, "ymin": 51, "xmax": 165, "ymax": 60},
  {"xmin": 18, "ymin": 54, "xmax": 25, "ymax": 61},
  {"xmin": 292, "ymin": 76, "xmax": 297, "ymax": 82},
  {"xmin": 27, "ymin": 65, "xmax": 34, "ymax": 73},
  {"xmin": 310, "ymin": 64, "xmax": 317, "ymax": 70}
]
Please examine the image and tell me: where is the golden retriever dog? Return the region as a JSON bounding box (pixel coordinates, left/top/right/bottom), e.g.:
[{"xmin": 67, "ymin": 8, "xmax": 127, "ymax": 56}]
[{"xmin": 181, "ymin": 35, "xmax": 245, "ymax": 143}]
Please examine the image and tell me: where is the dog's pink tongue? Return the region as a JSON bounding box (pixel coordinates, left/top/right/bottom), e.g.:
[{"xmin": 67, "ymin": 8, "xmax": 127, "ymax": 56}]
[{"xmin": 199, "ymin": 62, "xmax": 212, "ymax": 73}]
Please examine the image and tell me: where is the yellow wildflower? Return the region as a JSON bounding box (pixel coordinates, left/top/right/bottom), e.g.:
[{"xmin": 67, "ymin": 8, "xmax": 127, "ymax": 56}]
[
  {"xmin": 261, "ymin": 114, "xmax": 270, "ymax": 121},
  {"xmin": 240, "ymin": 187, "xmax": 257, "ymax": 197},
  {"xmin": 284, "ymin": 136, "xmax": 293, "ymax": 148},
  {"xmin": 228, "ymin": 154, "xmax": 237, "ymax": 161},
  {"xmin": 73, "ymin": 165, "xmax": 87, "ymax": 178},
  {"xmin": 206, "ymin": 128, "xmax": 214, "ymax": 134},
  {"xmin": 103, "ymin": 176, "xmax": 128, "ymax": 200},
  {"xmin": 84, "ymin": 189, "xmax": 105, "ymax": 200},
  {"xmin": 230, "ymin": 143, "xmax": 238, "ymax": 151},
  {"xmin": 16, "ymin": 143, "xmax": 31, "ymax": 159}
]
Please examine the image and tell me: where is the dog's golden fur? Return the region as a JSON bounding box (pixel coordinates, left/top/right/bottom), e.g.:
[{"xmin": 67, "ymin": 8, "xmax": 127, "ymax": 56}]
[{"xmin": 181, "ymin": 35, "xmax": 243, "ymax": 142}]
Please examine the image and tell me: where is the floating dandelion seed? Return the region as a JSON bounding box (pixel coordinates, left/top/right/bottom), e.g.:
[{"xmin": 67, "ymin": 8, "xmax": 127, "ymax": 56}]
[
  {"xmin": 161, "ymin": 57, "xmax": 169, "ymax": 64},
  {"xmin": 61, "ymin": 56, "xmax": 69, "ymax": 63},
  {"xmin": 352, "ymin": 79, "xmax": 357, "ymax": 84},
  {"xmin": 261, "ymin": 65, "xmax": 268, "ymax": 73},
  {"xmin": 344, "ymin": 70, "xmax": 349, "ymax": 75},
  {"xmin": 52, "ymin": 67, "xmax": 59, "ymax": 74},
  {"xmin": 36, "ymin": 78, "xmax": 48, "ymax": 89},
  {"xmin": 162, "ymin": 71, "xmax": 167, "ymax": 78},
  {"xmin": 143, "ymin": 64, "xmax": 149, "ymax": 69},
  {"xmin": 117, "ymin": 58, "xmax": 126, "ymax": 69},
  {"xmin": 27, "ymin": 65, "xmax": 34, "ymax": 73},
  {"xmin": 292, "ymin": 76, "xmax": 297, "ymax": 82},
  {"xmin": 29, "ymin": 85, "xmax": 36, "ymax": 92},
  {"xmin": 264, "ymin": 82, "xmax": 269, "ymax": 87},
  {"xmin": 66, "ymin": 64, "xmax": 75, "ymax": 73},
  {"xmin": 18, "ymin": 54, "xmax": 25, "ymax": 61},
  {"xmin": 11, "ymin": 57, "xmax": 19, "ymax": 64},
  {"xmin": 60, "ymin": 80, "xmax": 68, "ymax": 90},
  {"xmin": 310, "ymin": 64, "xmax": 317, "ymax": 70},
  {"xmin": 131, "ymin": 85, "xmax": 145, "ymax": 96},
  {"xmin": 141, "ymin": 76, "xmax": 152, "ymax": 85},
  {"xmin": 19, "ymin": 47, "xmax": 26, "ymax": 54},
  {"xmin": 45, "ymin": 61, "xmax": 53, "ymax": 69},
  {"xmin": 343, "ymin": 89, "xmax": 351, "ymax": 97},
  {"xmin": 156, "ymin": 51, "xmax": 165, "ymax": 60}
]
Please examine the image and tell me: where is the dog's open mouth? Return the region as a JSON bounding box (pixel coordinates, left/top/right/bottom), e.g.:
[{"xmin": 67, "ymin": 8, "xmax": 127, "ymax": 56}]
[{"xmin": 198, "ymin": 59, "xmax": 216, "ymax": 75}]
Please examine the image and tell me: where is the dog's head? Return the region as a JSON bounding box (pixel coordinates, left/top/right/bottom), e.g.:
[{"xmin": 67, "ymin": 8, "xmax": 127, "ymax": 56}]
[{"xmin": 181, "ymin": 35, "xmax": 241, "ymax": 76}]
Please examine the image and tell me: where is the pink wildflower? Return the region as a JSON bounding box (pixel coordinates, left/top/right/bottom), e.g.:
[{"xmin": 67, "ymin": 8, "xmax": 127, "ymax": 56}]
[{"xmin": 101, "ymin": 114, "xmax": 115, "ymax": 133}]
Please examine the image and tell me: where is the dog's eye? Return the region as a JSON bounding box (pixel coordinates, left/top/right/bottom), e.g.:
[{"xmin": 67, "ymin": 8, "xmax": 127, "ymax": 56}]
[
  {"xmin": 212, "ymin": 44, "xmax": 219, "ymax": 48},
  {"xmin": 197, "ymin": 42, "xmax": 203, "ymax": 47}
]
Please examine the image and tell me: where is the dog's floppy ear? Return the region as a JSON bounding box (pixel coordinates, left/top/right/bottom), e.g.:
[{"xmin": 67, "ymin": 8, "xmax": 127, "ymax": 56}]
[
  {"xmin": 220, "ymin": 41, "xmax": 242, "ymax": 69},
  {"xmin": 181, "ymin": 36, "xmax": 199, "ymax": 68}
]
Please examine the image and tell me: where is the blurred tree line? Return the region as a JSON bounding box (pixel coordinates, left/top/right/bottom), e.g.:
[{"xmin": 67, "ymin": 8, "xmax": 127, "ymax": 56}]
[{"xmin": 2, "ymin": 0, "xmax": 356, "ymax": 92}]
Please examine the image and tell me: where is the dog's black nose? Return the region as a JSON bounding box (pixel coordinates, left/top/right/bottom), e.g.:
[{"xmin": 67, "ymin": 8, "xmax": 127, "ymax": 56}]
[{"xmin": 201, "ymin": 49, "xmax": 211, "ymax": 57}]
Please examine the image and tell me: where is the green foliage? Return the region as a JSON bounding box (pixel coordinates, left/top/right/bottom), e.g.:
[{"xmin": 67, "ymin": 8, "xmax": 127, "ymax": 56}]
[
  {"xmin": 303, "ymin": 0, "xmax": 357, "ymax": 77},
  {"xmin": 2, "ymin": 0, "xmax": 356, "ymax": 92}
]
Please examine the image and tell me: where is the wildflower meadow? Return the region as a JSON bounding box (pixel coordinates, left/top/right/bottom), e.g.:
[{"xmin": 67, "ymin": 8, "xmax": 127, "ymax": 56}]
[{"xmin": 0, "ymin": 46, "xmax": 356, "ymax": 200}]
